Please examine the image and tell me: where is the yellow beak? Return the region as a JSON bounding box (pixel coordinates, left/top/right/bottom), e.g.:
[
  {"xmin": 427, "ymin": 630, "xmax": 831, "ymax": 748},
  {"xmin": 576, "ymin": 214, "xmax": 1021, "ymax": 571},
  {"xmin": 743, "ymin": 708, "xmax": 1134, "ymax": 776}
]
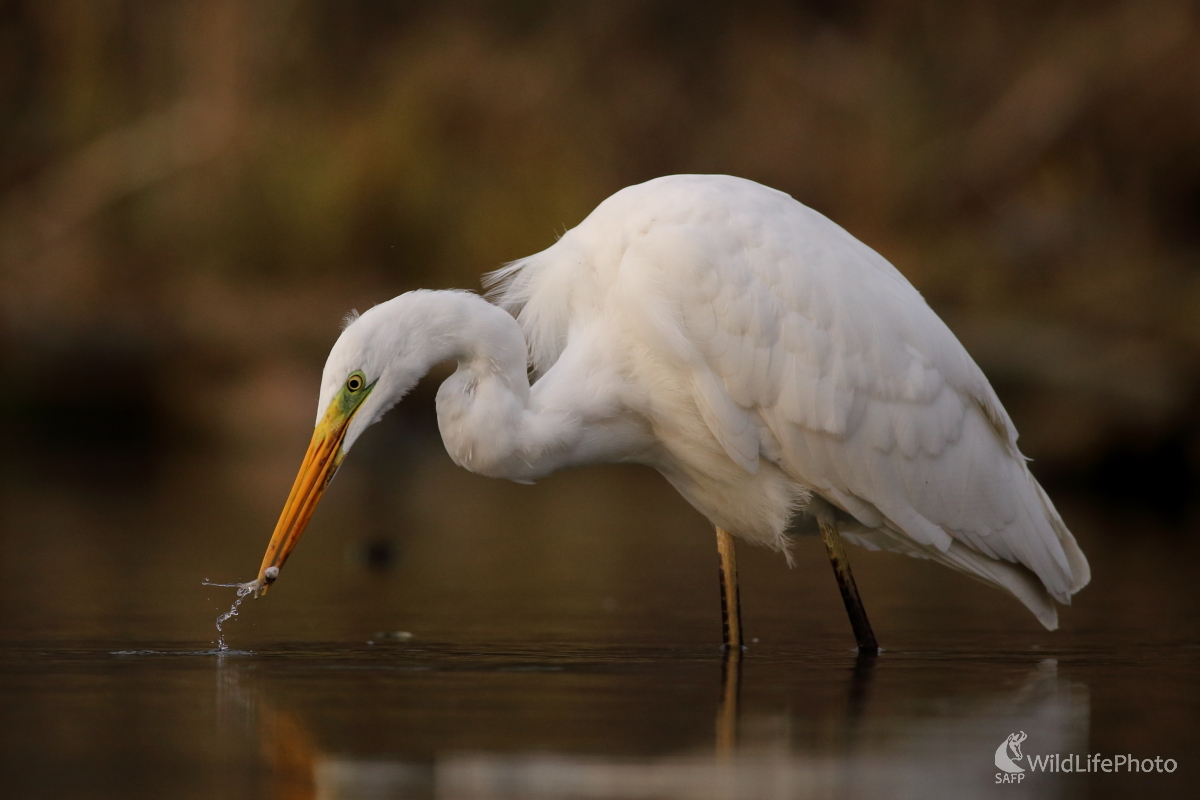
[{"xmin": 255, "ymin": 379, "xmax": 373, "ymax": 595}]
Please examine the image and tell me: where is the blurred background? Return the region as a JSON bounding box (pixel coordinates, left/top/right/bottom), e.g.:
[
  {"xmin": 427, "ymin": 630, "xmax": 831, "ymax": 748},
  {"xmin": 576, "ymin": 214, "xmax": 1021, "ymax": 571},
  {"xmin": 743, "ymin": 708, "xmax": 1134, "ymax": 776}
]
[{"xmin": 0, "ymin": 0, "xmax": 1199, "ymax": 645}]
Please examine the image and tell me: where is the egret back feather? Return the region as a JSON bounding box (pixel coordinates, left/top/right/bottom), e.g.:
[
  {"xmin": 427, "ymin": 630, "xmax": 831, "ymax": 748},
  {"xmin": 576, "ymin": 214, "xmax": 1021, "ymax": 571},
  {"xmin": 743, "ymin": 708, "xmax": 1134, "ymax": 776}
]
[{"xmin": 489, "ymin": 174, "xmax": 1089, "ymax": 628}]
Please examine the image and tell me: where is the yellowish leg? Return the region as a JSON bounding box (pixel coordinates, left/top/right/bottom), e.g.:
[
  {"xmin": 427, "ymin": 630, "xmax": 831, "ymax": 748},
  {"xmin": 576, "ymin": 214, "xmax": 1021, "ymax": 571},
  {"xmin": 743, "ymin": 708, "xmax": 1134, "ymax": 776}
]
[
  {"xmin": 715, "ymin": 527, "xmax": 743, "ymax": 651},
  {"xmin": 714, "ymin": 527, "xmax": 743, "ymax": 758},
  {"xmin": 818, "ymin": 518, "xmax": 879, "ymax": 654}
]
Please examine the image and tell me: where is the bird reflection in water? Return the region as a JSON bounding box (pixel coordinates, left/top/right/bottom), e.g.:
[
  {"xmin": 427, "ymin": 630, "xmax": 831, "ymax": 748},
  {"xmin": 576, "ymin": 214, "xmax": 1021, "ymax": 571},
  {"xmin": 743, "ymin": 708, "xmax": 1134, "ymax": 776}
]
[
  {"xmin": 216, "ymin": 651, "xmax": 1087, "ymax": 800},
  {"xmin": 216, "ymin": 658, "xmax": 319, "ymax": 799}
]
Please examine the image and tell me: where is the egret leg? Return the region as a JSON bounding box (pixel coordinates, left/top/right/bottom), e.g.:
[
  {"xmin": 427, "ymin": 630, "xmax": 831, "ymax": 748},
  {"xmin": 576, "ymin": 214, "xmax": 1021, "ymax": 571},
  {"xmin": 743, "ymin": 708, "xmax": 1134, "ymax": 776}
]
[
  {"xmin": 715, "ymin": 527, "xmax": 743, "ymax": 651},
  {"xmin": 818, "ymin": 518, "xmax": 879, "ymax": 654}
]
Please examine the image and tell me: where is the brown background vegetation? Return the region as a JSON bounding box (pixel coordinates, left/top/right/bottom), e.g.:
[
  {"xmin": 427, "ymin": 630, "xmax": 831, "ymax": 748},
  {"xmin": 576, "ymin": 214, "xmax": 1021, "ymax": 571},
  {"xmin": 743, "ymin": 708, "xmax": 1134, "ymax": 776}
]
[{"xmin": 5, "ymin": 1, "xmax": 1200, "ymax": 502}]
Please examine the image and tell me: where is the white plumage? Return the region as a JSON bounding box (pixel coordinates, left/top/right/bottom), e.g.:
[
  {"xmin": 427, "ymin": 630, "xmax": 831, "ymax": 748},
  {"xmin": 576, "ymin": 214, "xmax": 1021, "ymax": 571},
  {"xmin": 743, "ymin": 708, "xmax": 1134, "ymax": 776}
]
[{"xmin": 294, "ymin": 174, "xmax": 1090, "ymax": 631}]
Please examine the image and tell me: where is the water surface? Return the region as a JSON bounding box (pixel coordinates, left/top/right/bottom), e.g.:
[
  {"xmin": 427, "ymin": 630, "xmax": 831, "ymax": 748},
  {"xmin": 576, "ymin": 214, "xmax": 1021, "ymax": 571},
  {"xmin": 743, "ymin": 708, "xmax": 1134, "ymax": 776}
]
[{"xmin": 1, "ymin": 450, "xmax": 1196, "ymax": 798}]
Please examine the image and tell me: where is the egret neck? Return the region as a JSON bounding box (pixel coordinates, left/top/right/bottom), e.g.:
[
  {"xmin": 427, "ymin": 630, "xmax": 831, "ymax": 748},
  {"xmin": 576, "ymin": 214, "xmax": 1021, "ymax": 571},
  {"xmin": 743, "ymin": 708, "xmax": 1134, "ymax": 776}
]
[{"xmin": 253, "ymin": 290, "xmax": 605, "ymax": 594}]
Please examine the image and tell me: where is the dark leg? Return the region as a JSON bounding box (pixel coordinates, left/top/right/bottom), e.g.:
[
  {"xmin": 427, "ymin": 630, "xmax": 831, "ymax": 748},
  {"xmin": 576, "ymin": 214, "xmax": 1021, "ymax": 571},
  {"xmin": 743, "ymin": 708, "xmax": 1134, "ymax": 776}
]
[
  {"xmin": 715, "ymin": 527, "xmax": 743, "ymax": 651},
  {"xmin": 818, "ymin": 518, "xmax": 880, "ymax": 654}
]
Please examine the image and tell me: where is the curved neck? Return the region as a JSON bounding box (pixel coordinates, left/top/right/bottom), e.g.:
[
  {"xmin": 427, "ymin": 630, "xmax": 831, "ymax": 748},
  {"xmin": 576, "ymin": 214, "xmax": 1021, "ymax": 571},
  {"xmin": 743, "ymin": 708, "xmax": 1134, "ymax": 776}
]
[
  {"xmin": 370, "ymin": 290, "xmax": 641, "ymax": 482},
  {"xmin": 386, "ymin": 291, "xmax": 543, "ymax": 479},
  {"xmin": 406, "ymin": 290, "xmax": 530, "ymax": 399}
]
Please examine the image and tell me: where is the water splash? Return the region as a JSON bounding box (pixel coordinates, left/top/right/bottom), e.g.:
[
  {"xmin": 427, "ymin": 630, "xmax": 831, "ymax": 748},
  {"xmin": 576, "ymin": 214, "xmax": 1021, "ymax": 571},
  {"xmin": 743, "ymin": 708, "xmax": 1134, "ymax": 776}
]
[{"xmin": 203, "ymin": 579, "xmax": 257, "ymax": 651}]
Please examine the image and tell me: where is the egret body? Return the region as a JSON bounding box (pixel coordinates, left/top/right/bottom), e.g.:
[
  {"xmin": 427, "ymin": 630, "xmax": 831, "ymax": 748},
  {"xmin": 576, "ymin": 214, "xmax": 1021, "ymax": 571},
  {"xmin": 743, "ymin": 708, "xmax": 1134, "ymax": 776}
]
[{"xmin": 255, "ymin": 175, "xmax": 1090, "ymax": 650}]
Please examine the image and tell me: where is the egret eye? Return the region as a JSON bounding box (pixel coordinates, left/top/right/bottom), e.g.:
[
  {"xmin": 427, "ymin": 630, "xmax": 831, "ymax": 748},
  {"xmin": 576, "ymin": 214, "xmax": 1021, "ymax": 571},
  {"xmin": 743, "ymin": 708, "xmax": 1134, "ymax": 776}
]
[{"xmin": 346, "ymin": 373, "xmax": 365, "ymax": 392}]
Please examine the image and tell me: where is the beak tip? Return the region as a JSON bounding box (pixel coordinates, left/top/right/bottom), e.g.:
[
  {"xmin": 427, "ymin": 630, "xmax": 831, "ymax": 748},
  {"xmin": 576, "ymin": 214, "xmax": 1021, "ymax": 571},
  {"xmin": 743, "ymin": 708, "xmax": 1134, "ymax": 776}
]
[{"xmin": 254, "ymin": 565, "xmax": 280, "ymax": 598}]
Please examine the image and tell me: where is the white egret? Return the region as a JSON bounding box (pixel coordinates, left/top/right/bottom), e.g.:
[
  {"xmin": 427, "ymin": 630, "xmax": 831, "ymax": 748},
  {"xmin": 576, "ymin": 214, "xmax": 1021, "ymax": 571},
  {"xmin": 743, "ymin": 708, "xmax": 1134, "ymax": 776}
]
[{"xmin": 253, "ymin": 174, "xmax": 1090, "ymax": 652}]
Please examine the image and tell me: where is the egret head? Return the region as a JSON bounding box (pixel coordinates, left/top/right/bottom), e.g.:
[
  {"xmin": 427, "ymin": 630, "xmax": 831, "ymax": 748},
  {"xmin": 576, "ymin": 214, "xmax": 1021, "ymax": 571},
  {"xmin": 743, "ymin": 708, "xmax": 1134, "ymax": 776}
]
[{"xmin": 253, "ymin": 299, "xmax": 425, "ymax": 594}]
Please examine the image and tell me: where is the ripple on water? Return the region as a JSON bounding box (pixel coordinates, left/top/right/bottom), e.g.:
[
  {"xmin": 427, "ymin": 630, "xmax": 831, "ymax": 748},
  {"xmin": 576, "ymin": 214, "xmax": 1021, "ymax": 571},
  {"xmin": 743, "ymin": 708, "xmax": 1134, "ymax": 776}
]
[{"xmin": 110, "ymin": 649, "xmax": 254, "ymax": 657}]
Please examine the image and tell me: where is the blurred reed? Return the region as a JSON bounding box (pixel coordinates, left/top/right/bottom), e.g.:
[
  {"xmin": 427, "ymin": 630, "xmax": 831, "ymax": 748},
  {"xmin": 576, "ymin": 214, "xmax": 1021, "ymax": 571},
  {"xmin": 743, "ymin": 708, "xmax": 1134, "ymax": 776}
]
[{"xmin": 1, "ymin": 0, "xmax": 1198, "ymax": 506}]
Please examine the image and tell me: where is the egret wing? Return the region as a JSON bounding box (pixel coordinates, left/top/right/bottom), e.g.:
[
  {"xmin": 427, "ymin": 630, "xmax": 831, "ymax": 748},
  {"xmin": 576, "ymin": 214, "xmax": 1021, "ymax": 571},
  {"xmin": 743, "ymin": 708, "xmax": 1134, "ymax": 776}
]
[
  {"xmin": 489, "ymin": 175, "xmax": 1089, "ymax": 628},
  {"xmin": 654, "ymin": 184, "xmax": 1090, "ymax": 623}
]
